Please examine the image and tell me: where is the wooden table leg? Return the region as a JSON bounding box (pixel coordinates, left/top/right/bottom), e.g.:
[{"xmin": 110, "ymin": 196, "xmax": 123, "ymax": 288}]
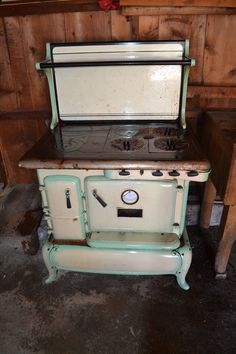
[
  {"xmin": 200, "ymin": 178, "xmax": 217, "ymax": 229},
  {"xmin": 215, "ymin": 205, "xmax": 236, "ymax": 276}
]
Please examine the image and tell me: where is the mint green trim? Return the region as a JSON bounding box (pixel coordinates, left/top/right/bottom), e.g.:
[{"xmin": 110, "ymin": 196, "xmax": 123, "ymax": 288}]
[
  {"xmin": 184, "ymin": 39, "xmax": 190, "ymax": 56},
  {"xmin": 36, "ymin": 43, "xmax": 58, "ymax": 130},
  {"xmin": 44, "ymin": 175, "xmax": 86, "ymax": 239},
  {"xmin": 179, "ymin": 181, "xmax": 189, "ymax": 235},
  {"xmin": 104, "ymin": 170, "xmax": 113, "ymax": 178},
  {"xmin": 87, "ymin": 235, "xmax": 180, "ymax": 251},
  {"xmin": 180, "ymin": 39, "xmax": 195, "ymax": 129},
  {"xmin": 87, "ymin": 226, "xmax": 174, "ymax": 234}
]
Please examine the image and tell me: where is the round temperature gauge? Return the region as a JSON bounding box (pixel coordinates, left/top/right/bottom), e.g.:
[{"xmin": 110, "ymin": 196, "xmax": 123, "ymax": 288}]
[{"xmin": 121, "ymin": 190, "xmax": 139, "ymax": 205}]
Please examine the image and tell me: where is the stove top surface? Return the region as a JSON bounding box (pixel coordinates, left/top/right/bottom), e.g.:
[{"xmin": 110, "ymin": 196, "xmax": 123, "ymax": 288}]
[
  {"xmin": 58, "ymin": 124, "xmax": 186, "ymax": 156},
  {"xmin": 19, "ymin": 123, "xmax": 210, "ymax": 171}
]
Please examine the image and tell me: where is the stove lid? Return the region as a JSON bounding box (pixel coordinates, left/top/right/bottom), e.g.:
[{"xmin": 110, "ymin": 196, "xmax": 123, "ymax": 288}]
[{"xmin": 37, "ymin": 41, "xmax": 194, "ymax": 129}]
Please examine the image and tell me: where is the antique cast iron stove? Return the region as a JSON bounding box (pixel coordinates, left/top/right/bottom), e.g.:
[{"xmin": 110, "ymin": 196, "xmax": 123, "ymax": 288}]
[{"xmin": 20, "ymin": 41, "xmax": 210, "ymax": 290}]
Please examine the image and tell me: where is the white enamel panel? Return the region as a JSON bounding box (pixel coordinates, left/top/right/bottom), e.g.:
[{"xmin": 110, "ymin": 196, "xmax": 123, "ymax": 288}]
[
  {"xmin": 85, "ymin": 179, "xmax": 177, "ymax": 232},
  {"xmin": 50, "ymin": 246, "xmax": 182, "ymax": 274},
  {"xmin": 55, "ymin": 65, "xmax": 181, "ymax": 120},
  {"xmin": 44, "ymin": 176, "xmax": 85, "ymax": 240},
  {"xmin": 52, "ymin": 42, "xmax": 184, "ymax": 61}
]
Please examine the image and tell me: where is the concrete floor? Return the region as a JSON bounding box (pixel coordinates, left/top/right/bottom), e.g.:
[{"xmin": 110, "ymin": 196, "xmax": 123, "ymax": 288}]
[{"xmin": 0, "ymin": 228, "xmax": 236, "ymax": 354}]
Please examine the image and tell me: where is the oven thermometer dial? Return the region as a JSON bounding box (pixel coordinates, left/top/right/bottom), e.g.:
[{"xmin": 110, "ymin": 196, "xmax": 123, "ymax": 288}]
[{"xmin": 121, "ymin": 190, "xmax": 139, "ymax": 205}]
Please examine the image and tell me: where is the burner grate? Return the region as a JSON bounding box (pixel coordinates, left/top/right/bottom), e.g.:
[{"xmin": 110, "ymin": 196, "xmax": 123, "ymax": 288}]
[
  {"xmin": 154, "ymin": 126, "xmax": 183, "ymax": 137},
  {"xmin": 111, "ymin": 138, "xmax": 144, "ymax": 151},
  {"xmin": 154, "ymin": 138, "xmax": 188, "ymax": 152}
]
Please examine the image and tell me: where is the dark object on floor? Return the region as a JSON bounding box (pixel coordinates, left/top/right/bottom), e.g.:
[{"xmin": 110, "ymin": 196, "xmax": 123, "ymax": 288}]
[
  {"xmin": 0, "ymin": 184, "xmax": 42, "ymax": 254},
  {"xmin": 199, "ymin": 111, "xmax": 236, "ymax": 276}
]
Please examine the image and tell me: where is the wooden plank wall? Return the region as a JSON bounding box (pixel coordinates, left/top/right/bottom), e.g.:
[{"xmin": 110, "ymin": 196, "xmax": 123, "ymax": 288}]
[{"xmin": 0, "ymin": 9, "xmax": 236, "ymax": 183}]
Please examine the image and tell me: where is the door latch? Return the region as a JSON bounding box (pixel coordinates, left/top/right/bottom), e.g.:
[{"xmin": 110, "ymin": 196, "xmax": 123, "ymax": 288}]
[
  {"xmin": 92, "ymin": 189, "xmax": 107, "ymax": 208},
  {"xmin": 65, "ymin": 189, "xmax": 72, "ymax": 209}
]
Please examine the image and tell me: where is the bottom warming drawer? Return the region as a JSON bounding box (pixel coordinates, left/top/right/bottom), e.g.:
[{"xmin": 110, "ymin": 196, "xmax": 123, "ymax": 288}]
[{"xmin": 85, "ymin": 177, "xmax": 179, "ymax": 233}]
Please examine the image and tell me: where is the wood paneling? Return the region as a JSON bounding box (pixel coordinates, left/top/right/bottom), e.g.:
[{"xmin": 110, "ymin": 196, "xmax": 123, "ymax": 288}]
[
  {"xmin": 121, "ymin": 0, "xmax": 236, "ymax": 7},
  {"xmin": 122, "ymin": 6, "xmax": 236, "ymax": 16},
  {"xmin": 158, "ymin": 15, "xmax": 206, "ymax": 84},
  {"xmin": 187, "ymin": 86, "xmax": 236, "ymax": 110},
  {"xmin": 0, "ymin": 112, "xmax": 49, "ymax": 183},
  {"xmin": 20, "ymin": 14, "xmax": 66, "ymax": 110},
  {"xmin": 0, "ymin": 18, "xmax": 18, "ymax": 112},
  {"xmin": 65, "ymin": 11, "xmax": 111, "ymax": 41},
  {"xmin": 4, "ymin": 17, "xmax": 34, "ymax": 110},
  {"xmin": 138, "ymin": 16, "xmax": 159, "ymax": 39},
  {"xmin": 203, "ymin": 15, "xmax": 236, "ymax": 86},
  {"xmin": 0, "ymin": 0, "xmax": 99, "ymax": 17},
  {"xmin": 111, "ymin": 11, "xmax": 132, "ymax": 40}
]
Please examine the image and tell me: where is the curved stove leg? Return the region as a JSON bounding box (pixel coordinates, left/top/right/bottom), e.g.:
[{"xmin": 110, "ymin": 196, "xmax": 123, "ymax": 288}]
[
  {"xmin": 42, "ymin": 241, "xmax": 58, "ymax": 284},
  {"xmin": 176, "ymin": 274, "xmax": 190, "ymax": 291},
  {"xmin": 45, "ymin": 267, "xmax": 58, "ymax": 284},
  {"xmin": 176, "ymin": 227, "xmax": 192, "ymax": 291}
]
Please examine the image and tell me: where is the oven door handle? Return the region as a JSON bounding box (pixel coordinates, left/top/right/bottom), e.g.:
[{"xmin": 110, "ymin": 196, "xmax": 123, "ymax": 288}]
[{"xmin": 92, "ymin": 189, "xmax": 107, "ymax": 208}]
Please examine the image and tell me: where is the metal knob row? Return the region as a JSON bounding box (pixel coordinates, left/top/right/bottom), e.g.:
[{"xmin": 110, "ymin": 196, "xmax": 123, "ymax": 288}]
[{"xmin": 119, "ymin": 169, "xmax": 199, "ymax": 177}]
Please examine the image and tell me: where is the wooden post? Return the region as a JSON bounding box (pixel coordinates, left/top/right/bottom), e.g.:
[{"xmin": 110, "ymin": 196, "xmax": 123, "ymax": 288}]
[
  {"xmin": 215, "ymin": 205, "xmax": 236, "ymax": 275},
  {"xmin": 200, "ymin": 178, "xmax": 217, "ymax": 229}
]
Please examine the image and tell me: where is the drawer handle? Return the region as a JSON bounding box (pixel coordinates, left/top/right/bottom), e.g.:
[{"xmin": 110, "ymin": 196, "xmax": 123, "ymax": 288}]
[
  {"xmin": 65, "ymin": 189, "xmax": 72, "ymax": 209},
  {"xmin": 119, "ymin": 169, "xmax": 130, "ymax": 176}
]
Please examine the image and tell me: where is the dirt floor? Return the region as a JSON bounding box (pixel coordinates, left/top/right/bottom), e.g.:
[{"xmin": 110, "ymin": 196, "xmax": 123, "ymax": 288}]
[{"xmin": 0, "ymin": 226, "xmax": 236, "ymax": 354}]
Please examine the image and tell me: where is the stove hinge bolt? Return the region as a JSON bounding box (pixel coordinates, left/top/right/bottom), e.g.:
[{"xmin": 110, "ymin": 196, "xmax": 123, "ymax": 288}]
[{"xmin": 119, "ymin": 169, "xmax": 130, "ymax": 176}]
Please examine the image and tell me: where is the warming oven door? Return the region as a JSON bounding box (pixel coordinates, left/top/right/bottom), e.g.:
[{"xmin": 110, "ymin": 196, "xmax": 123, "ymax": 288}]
[
  {"xmin": 43, "ymin": 175, "xmax": 86, "ymax": 240},
  {"xmin": 85, "ymin": 177, "xmax": 181, "ymax": 234}
]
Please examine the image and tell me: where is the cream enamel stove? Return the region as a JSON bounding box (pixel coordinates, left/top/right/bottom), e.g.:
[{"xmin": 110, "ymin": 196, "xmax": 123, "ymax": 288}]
[{"xmin": 19, "ymin": 41, "xmax": 210, "ymax": 290}]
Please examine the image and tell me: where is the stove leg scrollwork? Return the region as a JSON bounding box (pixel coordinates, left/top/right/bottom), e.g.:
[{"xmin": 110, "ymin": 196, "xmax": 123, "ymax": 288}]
[
  {"xmin": 42, "ymin": 241, "xmax": 58, "ymax": 284},
  {"xmin": 176, "ymin": 228, "xmax": 192, "ymax": 291}
]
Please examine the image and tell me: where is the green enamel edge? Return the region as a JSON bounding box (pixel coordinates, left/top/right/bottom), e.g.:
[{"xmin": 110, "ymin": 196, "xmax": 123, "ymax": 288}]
[
  {"xmin": 180, "ymin": 39, "xmax": 195, "ymax": 129},
  {"xmin": 44, "ymin": 175, "xmax": 86, "ymax": 239},
  {"xmin": 179, "ymin": 181, "xmax": 189, "ymax": 235},
  {"xmin": 36, "ymin": 43, "xmax": 58, "ymax": 130},
  {"xmin": 87, "ymin": 236, "xmax": 180, "ymax": 251}
]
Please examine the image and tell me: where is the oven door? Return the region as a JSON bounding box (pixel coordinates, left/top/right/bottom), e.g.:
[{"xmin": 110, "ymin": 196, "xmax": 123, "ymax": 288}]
[{"xmin": 85, "ymin": 177, "xmax": 179, "ymax": 234}]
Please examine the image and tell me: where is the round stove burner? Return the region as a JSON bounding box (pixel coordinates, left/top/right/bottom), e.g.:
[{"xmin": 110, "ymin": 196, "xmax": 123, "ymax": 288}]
[
  {"xmin": 111, "ymin": 138, "xmax": 144, "ymax": 151},
  {"xmin": 154, "ymin": 126, "xmax": 183, "ymax": 137},
  {"xmin": 113, "ymin": 128, "xmax": 140, "ymax": 138},
  {"xmin": 62, "ymin": 136, "xmax": 88, "ymax": 152},
  {"xmin": 154, "ymin": 138, "xmax": 188, "ymax": 152}
]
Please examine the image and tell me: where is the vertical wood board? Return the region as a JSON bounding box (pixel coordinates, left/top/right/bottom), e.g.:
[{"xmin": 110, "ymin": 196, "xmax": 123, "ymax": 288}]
[
  {"xmin": 138, "ymin": 16, "xmax": 159, "ymax": 39},
  {"xmin": 158, "ymin": 15, "xmax": 206, "ymax": 84},
  {"xmin": 204, "ymin": 15, "xmax": 236, "ymax": 85},
  {"xmin": 64, "ymin": 11, "xmax": 111, "ymax": 41},
  {"xmin": 0, "ymin": 18, "xmax": 18, "ymax": 112},
  {"xmin": 111, "ymin": 11, "xmax": 132, "ymax": 40}
]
